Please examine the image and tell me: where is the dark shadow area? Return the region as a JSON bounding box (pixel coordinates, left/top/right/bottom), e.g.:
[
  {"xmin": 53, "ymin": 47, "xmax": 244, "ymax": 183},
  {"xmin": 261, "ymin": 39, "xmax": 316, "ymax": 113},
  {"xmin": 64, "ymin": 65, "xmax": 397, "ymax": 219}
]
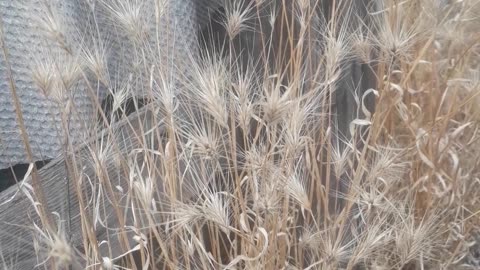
[
  {"xmin": 100, "ymin": 95, "xmax": 148, "ymax": 124},
  {"xmin": 0, "ymin": 160, "xmax": 51, "ymax": 192}
]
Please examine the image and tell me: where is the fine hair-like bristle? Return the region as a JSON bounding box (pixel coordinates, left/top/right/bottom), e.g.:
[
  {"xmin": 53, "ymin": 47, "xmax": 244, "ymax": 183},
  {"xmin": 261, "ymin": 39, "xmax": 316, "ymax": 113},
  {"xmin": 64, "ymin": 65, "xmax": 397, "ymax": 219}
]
[{"xmin": 1, "ymin": 0, "xmax": 479, "ymax": 269}]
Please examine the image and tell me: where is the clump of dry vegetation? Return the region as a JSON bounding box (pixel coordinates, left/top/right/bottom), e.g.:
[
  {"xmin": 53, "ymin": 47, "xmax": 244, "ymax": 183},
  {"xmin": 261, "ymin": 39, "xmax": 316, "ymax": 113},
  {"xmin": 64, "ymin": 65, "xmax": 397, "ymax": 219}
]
[{"xmin": 1, "ymin": 0, "xmax": 480, "ymax": 269}]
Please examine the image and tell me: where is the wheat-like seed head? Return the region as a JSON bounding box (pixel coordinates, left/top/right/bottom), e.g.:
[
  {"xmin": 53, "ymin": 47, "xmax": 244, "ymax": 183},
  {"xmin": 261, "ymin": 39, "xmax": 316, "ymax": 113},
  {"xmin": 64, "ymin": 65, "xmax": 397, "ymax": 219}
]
[{"xmin": 3, "ymin": 0, "xmax": 480, "ymax": 269}]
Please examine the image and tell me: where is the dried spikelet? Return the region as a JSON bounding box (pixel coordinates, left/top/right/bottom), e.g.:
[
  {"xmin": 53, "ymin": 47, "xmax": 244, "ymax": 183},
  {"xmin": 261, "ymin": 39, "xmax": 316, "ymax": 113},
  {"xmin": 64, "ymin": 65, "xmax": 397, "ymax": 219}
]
[
  {"xmin": 366, "ymin": 145, "xmax": 407, "ymax": 188},
  {"xmin": 231, "ymin": 63, "xmax": 257, "ymax": 131},
  {"xmin": 299, "ymin": 226, "xmax": 322, "ymax": 252},
  {"xmin": 281, "ymin": 93, "xmax": 321, "ymax": 158},
  {"xmin": 222, "ymin": 0, "xmax": 255, "ymax": 40},
  {"xmin": 102, "ymin": 0, "xmax": 149, "ymax": 42},
  {"xmin": 184, "ymin": 51, "xmax": 230, "ymax": 127},
  {"xmin": 154, "ymin": 0, "xmax": 169, "ymax": 20},
  {"xmin": 351, "ymin": 25, "xmax": 376, "ymax": 64},
  {"xmin": 32, "ymin": 213, "xmax": 74, "ymax": 269},
  {"xmin": 37, "ymin": 2, "xmax": 72, "ymax": 53},
  {"xmin": 101, "ymin": 257, "xmax": 114, "ymax": 270},
  {"xmin": 59, "ymin": 56, "xmax": 82, "ymax": 92},
  {"xmin": 184, "ymin": 122, "xmax": 223, "ymax": 164},
  {"xmin": 312, "ymin": 227, "xmax": 355, "ymax": 268},
  {"xmin": 81, "ymin": 41, "xmax": 110, "ymax": 86},
  {"xmin": 108, "ymin": 82, "xmax": 131, "ymax": 116},
  {"xmin": 296, "ymin": 0, "xmax": 311, "ymax": 13},
  {"xmin": 85, "ymin": 129, "xmax": 118, "ymax": 172},
  {"xmin": 285, "ymin": 160, "xmax": 311, "ymax": 216},
  {"xmin": 286, "ymin": 175, "xmax": 310, "ymax": 215},
  {"xmin": 394, "ymin": 211, "xmax": 445, "ymax": 267},
  {"xmin": 253, "ymin": 170, "xmax": 285, "ymax": 215},
  {"xmin": 240, "ymin": 144, "xmax": 275, "ymax": 176},
  {"xmin": 318, "ymin": 9, "xmax": 353, "ymax": 86},
  {"xmin": 331, "ymin": 141, "xmax": 353, "ymax": 179},
  {"xmin": 260, "ymin": 79, "xmax": 294, "ymax": 126},
  {"xmin": 32, "ymin": 54, "xmax": 81, "ymax": 102},
  {"xmin": 345, "ymin": 182, "xmax": 393, "ymax": 224},
  {"xmin": 371, "ymin": 2, "xmax": 429, "ymax": 62},
  {"xmin": 166, "ymin": 202, "xmax": 204, "ymax": 232},
  {"xmin": 31, "ymin": 57, "xmax": 57, "ymax": 97},
  {"xmin": 349, "ymin": 216, "xmax": 393, "ymax": 266},
  {"xmin": 166, "ymin": 191, "xmax": 230, "ymax": 233},
  {"xmin": 152, "ymin": 71, "xmax": 178, "ymax": 122},
  {"xmin": 5, "ymin": 0, "xmax": 480, "ymax": 269},
  {"xmin": 449, "ymin": 69, "xmax": 480, "ymax": 96},
  {"xmin": 132, "ymin": 176, "xmax": 157, "ymax": 212},
  {"xmin": 200, "ymin": 190, "xmax": 231, "ymax": 232}
]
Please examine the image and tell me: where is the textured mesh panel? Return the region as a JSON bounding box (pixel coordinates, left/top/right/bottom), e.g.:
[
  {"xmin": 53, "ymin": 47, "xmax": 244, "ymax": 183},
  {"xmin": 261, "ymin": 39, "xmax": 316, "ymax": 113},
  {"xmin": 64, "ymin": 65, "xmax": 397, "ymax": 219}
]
[
  {"xmin": 0, "ymin": 0, "xmax": 219, "ymax": 170},
  {"xmin": 0, "ymin": 0, "xmax": 95, "ymax": 169}
]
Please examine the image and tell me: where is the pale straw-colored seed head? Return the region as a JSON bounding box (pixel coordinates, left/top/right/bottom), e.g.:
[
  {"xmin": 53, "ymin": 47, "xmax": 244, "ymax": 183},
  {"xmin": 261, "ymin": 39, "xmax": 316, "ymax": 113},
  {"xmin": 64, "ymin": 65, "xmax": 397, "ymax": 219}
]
[
  {"xmin": 81, "ymin": 42, "xmax": 110, "ymax": 86},
  {"xmin": 223, "ymin": 0, "xmax": 255, "ymax": 40},
  {"xmin": 103, "ymin": 0, "xmax": 148, "ymax": 42}
]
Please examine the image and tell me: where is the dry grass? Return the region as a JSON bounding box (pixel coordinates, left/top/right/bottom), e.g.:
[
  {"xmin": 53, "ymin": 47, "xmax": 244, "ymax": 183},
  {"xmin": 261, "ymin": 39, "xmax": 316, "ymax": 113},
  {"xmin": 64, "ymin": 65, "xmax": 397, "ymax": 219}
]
[{"xmin": 2, "ymin": 0, "xmax": 480, "ymax": 269}]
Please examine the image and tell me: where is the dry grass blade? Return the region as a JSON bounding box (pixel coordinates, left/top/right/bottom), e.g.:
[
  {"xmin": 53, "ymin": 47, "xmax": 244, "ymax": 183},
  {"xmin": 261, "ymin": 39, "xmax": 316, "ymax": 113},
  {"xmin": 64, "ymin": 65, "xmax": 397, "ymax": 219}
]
[{"xmin": 0, "ymin": 0, "xmax": 479, "ymax": 269}]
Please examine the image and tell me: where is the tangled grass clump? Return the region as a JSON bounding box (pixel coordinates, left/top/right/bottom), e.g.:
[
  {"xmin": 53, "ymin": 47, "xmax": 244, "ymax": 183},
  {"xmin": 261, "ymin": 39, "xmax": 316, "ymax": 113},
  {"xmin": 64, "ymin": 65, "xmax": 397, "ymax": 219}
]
[{"xmin": 1, "ymin": 0, "xmax": 480, "ymax": 269}]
